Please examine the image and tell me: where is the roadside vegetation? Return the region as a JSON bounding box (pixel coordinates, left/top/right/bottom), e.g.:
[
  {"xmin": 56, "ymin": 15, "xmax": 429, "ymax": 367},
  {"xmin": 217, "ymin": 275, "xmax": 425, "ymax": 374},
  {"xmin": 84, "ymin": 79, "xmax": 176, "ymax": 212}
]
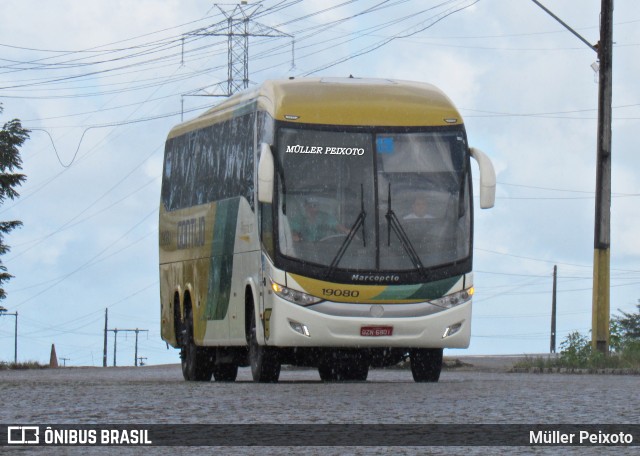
[
  {"xmin": 515, "ymin": 304, "xmax": 640, "ymax": 370},
  {"xmin": 0, "ymin": 361, "xmax": 48, "ymax": 370}
]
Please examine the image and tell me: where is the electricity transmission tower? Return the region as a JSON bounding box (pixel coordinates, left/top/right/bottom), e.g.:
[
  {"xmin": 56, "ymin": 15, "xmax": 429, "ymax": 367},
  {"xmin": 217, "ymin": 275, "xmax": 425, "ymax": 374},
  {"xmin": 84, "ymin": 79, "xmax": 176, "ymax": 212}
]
[{"xmin": 183, "ymin": 2, "xmax": 293, "ymax": 107}]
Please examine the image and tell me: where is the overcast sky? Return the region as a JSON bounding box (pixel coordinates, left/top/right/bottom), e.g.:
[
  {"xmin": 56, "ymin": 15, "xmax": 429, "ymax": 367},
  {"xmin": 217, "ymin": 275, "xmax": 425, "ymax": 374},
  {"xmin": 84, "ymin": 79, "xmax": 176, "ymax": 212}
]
[{"xmin": 0, "ymin": 0, "xmax": 638, "ymax": 366}]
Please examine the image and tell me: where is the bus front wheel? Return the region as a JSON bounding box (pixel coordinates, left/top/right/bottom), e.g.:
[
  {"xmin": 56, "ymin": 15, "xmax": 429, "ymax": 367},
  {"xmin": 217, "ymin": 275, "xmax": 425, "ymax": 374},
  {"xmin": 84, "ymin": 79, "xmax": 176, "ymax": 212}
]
[
  {"xmin": 248, "ymin": 308, "xmax": 281, "ymax": 383},
  {"xmin": 410, "ymin": 348, "xmax": 443, "ymax": 383}
]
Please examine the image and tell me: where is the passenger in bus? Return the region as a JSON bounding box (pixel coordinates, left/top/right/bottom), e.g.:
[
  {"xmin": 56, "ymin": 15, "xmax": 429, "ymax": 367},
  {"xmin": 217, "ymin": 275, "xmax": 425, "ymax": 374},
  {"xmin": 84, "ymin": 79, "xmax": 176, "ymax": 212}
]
[
  {"xmin": 404, "ymin": 195, "xmax": 434, "ymax": 220},
  {"xmin": 290, "ymin": 197, "xmax": 348, "ymax": 242}
]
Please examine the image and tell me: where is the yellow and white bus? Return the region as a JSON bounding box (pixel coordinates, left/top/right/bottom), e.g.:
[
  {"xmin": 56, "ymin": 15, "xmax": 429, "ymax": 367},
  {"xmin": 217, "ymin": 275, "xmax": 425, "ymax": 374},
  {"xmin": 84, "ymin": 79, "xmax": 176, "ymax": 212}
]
[{"xmin": 160, "ymin": 77, "xmax": 495, "ymax": 383}]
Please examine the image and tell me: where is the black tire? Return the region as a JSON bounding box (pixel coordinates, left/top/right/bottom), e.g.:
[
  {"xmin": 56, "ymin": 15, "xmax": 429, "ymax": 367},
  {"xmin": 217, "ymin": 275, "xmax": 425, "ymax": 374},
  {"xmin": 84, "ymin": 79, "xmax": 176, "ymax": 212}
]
[
  {"xmin": 346, "ymin": 358, "xmax": 369, "ymax": 381},
  {"xmin": 180, "ymin": 307, "xmax": 214, "ymax": 382},
  {"xmin": 248, "ymin": 306, "xmax": 281, "ymax": 383},
  {"xmin": 318, "ymin": 363, "xmax": 338, "ymax": 381},
  {"xmin": 410, "ymin": 348, "xmax": 443, "ymax": 383},
  {"xmin": 318, "ymin": 356, "xmax": 369, "ymax": 382},
  {"xmin": 213, "ymin": 362, "xmax": 238, "ymax": 382}
]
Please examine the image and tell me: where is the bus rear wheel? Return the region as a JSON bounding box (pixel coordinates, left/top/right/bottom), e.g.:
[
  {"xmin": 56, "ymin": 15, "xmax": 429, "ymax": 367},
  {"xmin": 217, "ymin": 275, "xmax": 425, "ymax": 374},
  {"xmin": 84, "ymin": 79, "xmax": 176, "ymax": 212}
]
[
  {"xmin": 248, "ymin": 308, "xmax": 281, "ymax": 383},
  {"xmin": 410, "ymin": 348, "xmax": 443, "ymax": 383},
  {"xmin": 212, "ymin": 362, "xmax": 238, "ymax": 382},
  {"xmin": 181, "ymin": 308, "xmax": 214, "ymax": 382}
]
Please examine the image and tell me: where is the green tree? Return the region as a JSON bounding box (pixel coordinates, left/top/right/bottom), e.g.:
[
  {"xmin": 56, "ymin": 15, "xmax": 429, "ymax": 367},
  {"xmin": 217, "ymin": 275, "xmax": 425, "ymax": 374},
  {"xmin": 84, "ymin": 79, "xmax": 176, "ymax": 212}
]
[
  {"xmin": 609, "ymin": 319, "xmax": 624, "ymax": 352},
  {"xmin": 0, "ymin": 104, "xmax": 29, "ymax": 300},
  {"xmin": 552, "ymin": 306, "xmax": 640, "ymax": 369},
  {"xmin": 613, "ymin": 303, "xmax": 640, "ymax": 342},
  {"xmin": 558, "ymin": 330, "xmax": 591, "ymax": 367}
]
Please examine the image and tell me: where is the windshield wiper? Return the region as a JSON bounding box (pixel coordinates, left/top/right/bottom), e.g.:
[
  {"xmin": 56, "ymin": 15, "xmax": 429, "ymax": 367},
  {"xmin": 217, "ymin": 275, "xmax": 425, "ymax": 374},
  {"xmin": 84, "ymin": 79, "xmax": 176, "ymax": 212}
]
[
  {"xmin": 326, "ymin": 184, "xmax": 367, "ymax": 277},
  {"xmin": 385, "ymin": 183, "xmax": 427, "ymax": 277}
]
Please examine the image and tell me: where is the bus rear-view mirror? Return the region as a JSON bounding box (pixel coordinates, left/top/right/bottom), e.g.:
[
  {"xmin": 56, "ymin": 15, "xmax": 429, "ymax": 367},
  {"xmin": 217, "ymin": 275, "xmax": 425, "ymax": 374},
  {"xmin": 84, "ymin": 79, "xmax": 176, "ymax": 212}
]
[
  {"xmin": 258, "ymin": 142, "xmax": 275, "ymax": 203},
  {"xmin": 470, "ymin": 147, "xmax": 496, "ymax": 209}
]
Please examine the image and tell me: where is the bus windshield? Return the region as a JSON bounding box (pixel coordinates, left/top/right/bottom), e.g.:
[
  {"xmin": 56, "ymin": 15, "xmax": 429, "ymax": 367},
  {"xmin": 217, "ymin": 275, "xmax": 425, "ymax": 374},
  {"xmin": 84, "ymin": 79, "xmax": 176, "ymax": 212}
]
[{"xmin": 276, "ymin": 126, "xmax": 470, "ymax": 276}]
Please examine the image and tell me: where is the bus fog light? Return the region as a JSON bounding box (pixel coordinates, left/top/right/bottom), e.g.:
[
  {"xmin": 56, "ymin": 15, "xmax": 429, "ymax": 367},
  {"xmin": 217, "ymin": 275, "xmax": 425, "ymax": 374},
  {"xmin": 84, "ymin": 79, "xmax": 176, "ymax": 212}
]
[
  {"xmin": 442, "ymin": 322, "xmax": 463, "ymax": 338},
  {"xmin": 289, "ymin": 319, "xmax": 310, "ymax": 337}
]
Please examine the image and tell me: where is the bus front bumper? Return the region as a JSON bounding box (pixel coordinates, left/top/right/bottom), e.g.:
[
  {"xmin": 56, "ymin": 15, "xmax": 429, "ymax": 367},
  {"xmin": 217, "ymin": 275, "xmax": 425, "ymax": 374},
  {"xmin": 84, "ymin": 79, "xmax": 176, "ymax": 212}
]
[{"xmin": 266, "ymin": 297, "xmax": 472, "ymax": 349}]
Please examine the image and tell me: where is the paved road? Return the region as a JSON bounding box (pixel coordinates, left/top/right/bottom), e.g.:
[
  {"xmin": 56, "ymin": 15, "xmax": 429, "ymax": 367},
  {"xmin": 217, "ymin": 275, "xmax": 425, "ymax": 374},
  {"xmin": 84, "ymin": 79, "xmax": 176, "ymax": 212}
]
[{"xmin": 1, "ymin": 363, "xmax": 637, "ymax": 455}]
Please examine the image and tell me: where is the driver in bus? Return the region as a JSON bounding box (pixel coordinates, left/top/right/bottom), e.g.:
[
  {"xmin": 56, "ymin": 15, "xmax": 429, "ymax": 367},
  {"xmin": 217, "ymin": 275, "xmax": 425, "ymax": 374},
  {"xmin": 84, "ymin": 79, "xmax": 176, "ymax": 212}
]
[
  {"xmin": 403, "ymin": 194, "xmax": 434, "ymax": 220},
  {"xmin": 291, "ymin": 197, "xmax": 348, "ymax": 242}
]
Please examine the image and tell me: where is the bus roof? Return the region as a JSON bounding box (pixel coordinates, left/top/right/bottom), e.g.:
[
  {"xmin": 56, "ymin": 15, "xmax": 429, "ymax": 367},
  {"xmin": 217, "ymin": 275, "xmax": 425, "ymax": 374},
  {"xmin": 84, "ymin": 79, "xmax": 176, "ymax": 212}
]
[{"xmin": 168, "ymin": 77, "xmax": 462, "ymax": 139}]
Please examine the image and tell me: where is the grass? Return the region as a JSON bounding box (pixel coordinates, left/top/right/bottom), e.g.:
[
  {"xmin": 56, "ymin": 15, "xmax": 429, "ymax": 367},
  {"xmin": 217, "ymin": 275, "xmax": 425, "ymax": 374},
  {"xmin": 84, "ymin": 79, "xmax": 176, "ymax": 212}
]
[
  {"xmin": 514, "ymin": 342, "xmax": 640, "ymax": 371},
  {"xmin": 0, "ymin": 361, "xmax": 49, "ymax": 370}
]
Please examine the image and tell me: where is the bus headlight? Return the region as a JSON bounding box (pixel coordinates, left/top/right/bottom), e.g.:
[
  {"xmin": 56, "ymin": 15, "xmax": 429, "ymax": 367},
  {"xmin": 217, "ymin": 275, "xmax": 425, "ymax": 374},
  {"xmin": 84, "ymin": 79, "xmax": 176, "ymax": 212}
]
[
  {"xmin": 271, "ymin": 280, "xmax": 322, "ymax": 306},
  {"xmin": 430, "ymin": 287, "xmax": 474, "ymax": 309}
]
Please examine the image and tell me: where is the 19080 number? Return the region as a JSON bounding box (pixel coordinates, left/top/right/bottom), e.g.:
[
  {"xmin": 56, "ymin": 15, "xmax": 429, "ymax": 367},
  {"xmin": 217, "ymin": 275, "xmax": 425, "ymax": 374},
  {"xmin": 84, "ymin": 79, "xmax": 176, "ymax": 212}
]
[{"xmin": 322, "ymin": 288, "xmax": 360, "ymax": 298}]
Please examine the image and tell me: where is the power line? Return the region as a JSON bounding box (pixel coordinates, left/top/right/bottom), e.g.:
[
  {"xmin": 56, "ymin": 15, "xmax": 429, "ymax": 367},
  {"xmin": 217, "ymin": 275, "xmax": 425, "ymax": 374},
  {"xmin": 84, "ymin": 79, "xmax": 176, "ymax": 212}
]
[
  {"xmin": 3, "ymin": 1, "xmax": 636, "ymax": 363},
  {"xmin": 10, "ymin": 207, "xmax": 157, "ymax": 310},
  {"xmin": 0, "ymin": 10, "xmax": 228, "ymax": 70},
  {"xmin": 302, "ymin": 0, "xmax": 479, "ymax": 75},
  {"xmin": 106, "ymin": 327, "xmax": 149, "ymax": 367}
]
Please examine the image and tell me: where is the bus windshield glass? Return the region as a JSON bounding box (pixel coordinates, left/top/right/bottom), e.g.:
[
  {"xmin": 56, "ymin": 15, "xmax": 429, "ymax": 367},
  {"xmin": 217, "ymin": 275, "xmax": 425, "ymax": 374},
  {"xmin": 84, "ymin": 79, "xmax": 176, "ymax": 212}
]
[{"xmin": 276, "ymin": 127, "xmax": 470, "ymax": 275}]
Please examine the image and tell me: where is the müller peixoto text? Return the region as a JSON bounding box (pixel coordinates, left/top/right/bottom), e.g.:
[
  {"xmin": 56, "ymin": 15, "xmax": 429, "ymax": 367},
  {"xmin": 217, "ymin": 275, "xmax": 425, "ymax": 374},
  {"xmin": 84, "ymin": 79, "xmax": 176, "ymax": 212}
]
[{"xmin": 530, "ymin": 430, "xmax": 634, "ymax": 445}]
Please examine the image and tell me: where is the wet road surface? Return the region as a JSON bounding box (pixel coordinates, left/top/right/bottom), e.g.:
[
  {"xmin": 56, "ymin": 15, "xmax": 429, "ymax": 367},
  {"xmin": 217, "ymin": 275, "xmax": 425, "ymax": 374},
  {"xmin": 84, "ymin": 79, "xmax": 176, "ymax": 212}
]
[{"xmin": 1, "ymin": 364, "xmax": 638, "ymax": 455}]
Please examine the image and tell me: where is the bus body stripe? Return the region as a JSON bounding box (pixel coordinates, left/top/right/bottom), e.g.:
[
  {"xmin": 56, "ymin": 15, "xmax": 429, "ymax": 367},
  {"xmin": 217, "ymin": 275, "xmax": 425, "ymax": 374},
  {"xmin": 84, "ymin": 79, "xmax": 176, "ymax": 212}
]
[
  {"xmin": 288, "ymin": 273, "xmax": 461, "ymax": 304},
  {"xmin": 206, "ymin": 198, "xmax": 240, "ymax": 320}
]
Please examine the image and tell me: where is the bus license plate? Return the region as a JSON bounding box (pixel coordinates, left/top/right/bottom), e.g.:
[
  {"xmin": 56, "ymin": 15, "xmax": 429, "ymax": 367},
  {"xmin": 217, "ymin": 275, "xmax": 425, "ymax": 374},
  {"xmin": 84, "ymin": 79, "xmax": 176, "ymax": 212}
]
[{"xmin": 360, "ymin": 326, "xmax": 393, "ymax": 337}]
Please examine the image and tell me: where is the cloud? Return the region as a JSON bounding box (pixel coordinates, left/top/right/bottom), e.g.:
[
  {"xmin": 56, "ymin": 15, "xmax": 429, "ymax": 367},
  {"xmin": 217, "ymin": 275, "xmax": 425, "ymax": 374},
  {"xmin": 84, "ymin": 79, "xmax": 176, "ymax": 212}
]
[{"xmin": 1, "ymin": 1, "xmax": 638, "ymax": 365}]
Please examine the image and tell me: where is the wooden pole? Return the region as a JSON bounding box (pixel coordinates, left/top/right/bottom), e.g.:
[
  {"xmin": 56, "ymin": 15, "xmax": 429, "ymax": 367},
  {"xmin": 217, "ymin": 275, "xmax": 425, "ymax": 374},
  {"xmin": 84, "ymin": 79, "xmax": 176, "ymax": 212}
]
[{"xmin": 592, "ymin": 0, "xmax": 614, "ymax": 354}]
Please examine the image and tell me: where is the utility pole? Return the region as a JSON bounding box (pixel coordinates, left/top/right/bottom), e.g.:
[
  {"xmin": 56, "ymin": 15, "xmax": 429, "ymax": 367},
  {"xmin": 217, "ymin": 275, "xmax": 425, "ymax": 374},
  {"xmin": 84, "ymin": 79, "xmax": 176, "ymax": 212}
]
[
  {"xmin": 113, "ymin": 328, "xmax": 117, "ymax": 367},
  {"xmin": 592, "ymin": 0, "xmax": 614, "ymax": 355},
  {"xmin": 0, "ymin": 307, "xmax": 18, "ymax": 364},
  {"xmin": 182, "ymin": 2, "xmax": 293, "ymax": 107},
  {"xmin": 135, "ymin": 329, "xmax": 140, "ymax": 367},
  {"xmin": 550, "ymin": 265, "xmax": 557, "ymax": 354},
  {"xmin": 107, "ymin": 328, "xmax": 149, "ymax": 367},
  {"xmin": 60, "ymin": 357, "xmax": 70, "ymax": 367},
  {"xmin": 14, "ymin": 311, "xmax": 17, "ymax": 364},
  {"xmin": 531, "ymin": 0, "xmax": 614, "ymax": 354},
  {"xmin": 103, "ymin": 308, "xmax": 108, "ymax": 367}
]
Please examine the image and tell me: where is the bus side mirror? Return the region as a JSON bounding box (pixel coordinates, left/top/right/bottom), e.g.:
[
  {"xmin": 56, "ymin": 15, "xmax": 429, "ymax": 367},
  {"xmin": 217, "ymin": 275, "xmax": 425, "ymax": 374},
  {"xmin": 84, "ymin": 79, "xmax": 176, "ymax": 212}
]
[
  {"xmin": 470, "ymin": 147, "xmax": 496, "ymax": 209},
  {"xmin": 258, "ymin": 143, "xmax": 275, "ymax": 203}
]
